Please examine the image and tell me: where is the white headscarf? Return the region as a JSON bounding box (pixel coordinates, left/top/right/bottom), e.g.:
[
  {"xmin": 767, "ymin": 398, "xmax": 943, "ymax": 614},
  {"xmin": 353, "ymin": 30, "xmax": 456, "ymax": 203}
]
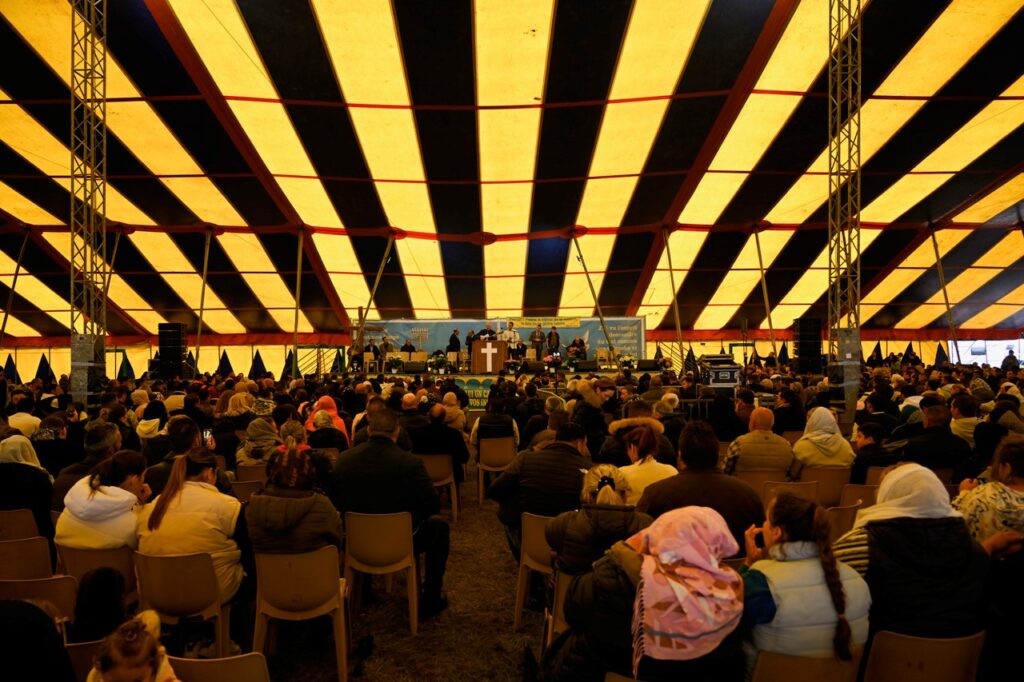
[
  {"xmin": 0, "ymin": 435, "xmax": 50, "ymax": 479},
  {"xmin": 853, "ymin": 463, "xmax": 960, "ymax": 529},
  {"xmin": 797, "ymin": 407, "xmax": 853, "ymax": 459}
]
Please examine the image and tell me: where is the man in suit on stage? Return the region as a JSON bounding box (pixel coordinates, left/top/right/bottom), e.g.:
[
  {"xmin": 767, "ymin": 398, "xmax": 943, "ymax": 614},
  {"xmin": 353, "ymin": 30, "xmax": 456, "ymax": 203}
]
[
  {"xmin": 529, "ymin": 325, "xmax": 545, "ymax": 358},
  {"xmin": 365, "ymin": 339, "xmax": 381, "ymax": 362},
  {"xmin": 447, "ymin": 329, "xmax": 461, "ymax": 353},
  {"xmin": 401, "ymin": 339, "xmax": 417, "ymax": 353},
  {"xmin": 546, "ymin": 326, "xmax": 561, "ymax": 355}
]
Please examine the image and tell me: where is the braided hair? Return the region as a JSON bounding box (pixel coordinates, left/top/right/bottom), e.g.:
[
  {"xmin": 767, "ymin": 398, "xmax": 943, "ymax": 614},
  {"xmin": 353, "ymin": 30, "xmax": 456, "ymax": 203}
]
[{"xmin": 769, "ymin": 492, "xmax": 853, "ymax": 660}]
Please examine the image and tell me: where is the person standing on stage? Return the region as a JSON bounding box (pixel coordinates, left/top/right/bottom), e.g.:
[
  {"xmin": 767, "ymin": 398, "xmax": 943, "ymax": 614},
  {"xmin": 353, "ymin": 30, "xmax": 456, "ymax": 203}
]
[
  {"xmin": 529, "ymin": 325, "xmax": 546, "ymax": 357},
  {"xmin": 447, "ymin": 329, "xmax": 461, "ymax": 354},
  {"xmin": 465, "ymin": 329, "xmax": 475, "ymax": 355},
  {"xmin": 547, "ymin": 326, "xmax": 561, "ymax": 355},
  {"xmin": 499, "ymin": 321, "xmax": 521, "ymax": 345},
  {"xmin": 380, "ymin": 336, "xmax": 394, "ymax": 355}
]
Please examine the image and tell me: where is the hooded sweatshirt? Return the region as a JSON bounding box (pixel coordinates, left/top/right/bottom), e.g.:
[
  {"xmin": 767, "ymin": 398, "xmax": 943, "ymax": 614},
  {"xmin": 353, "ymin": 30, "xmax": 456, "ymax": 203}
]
[
  {"xmin": 244, "ymin": 485, "xmax": 341, "ymax": 553},
  {"xmin": 55, "ymin": 475, "xmax": 140, "ymax": 550}
]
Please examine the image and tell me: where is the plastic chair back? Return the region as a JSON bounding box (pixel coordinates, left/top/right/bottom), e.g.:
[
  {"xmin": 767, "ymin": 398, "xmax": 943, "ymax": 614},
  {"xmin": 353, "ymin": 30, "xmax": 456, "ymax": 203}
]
[
  {"xmin": 545, "ymin": 570, "xmax": 573, "ymax": 648},
  {"xmin": 752, "ymin": 648, "xmax": 863, "ymax": 682},
  {"xmin": 256, "ymin": 547, "xmax": 342, "ymax": 616},
  {"xmin": 782, "ymin": 430, "xmax": 803, "ymax": 445},
  {"xmin": 865, "ymin": 466, "xmax": 887, "ymax": 486},
  {"xmin": 236, "ymin": 463, "xmax": 268, "ymax": 484},
  {"xmin": 415, "ymin": 453, "xmax": 454, "ymax": 485},
  {"xmin": 521, "ymin": 513, "xmax": 554, "ymax": 573},
  {"xmin": 840, "ymin": 484, "xmax": 878, "ymax": 508},
  {"xmin": 232, "ymin": 480, "xmax": 262, "ymax": 503},
  {"xmin": 0, "ymin": 537, "xmax": 52, "ymax": 579},
  {"xmin": 826, "ymin": 501, "xmax": 862, "ymax": 545},
  {"xmin": 733, "ymin": 470, "xmax": 789, "ymax": 503},
  {"xmin": 0, "ymin": 508, "xmax": 39, "ymax": 540},
  {"xmin": 168, "ymin": 653, "xmax": 270, "ymax": 682},
  {"xmin": 134, "ymin": 552, "xmax": 220, "ymax": 621},
  {"xmin": 479, "ymin": 437, "xmax": 516, "ymax": 470},
  {"xmin": 343, "ymin": 512, "xmax": 414, "ymax": 572},
  {"xmin": 66, "ymin": 639, "xmax": 102, "ymax": 682},
  {"xmin": 58, "ymin": 544, "xmax": 137, "ymax": 601},
  {"xmin": 763, "ymin": 481, "xmax": 819, "ymax": 508},
  {"xmin": 800, "ymin": 466, "xmax": 852, "ymax": 507},
  {"xmin": 863, "ymin": 630, "xmax": 985, "ymax": 682},
  {"xmin": 0, "ymin": 575, "xmax": 77, "ymax": 628}
]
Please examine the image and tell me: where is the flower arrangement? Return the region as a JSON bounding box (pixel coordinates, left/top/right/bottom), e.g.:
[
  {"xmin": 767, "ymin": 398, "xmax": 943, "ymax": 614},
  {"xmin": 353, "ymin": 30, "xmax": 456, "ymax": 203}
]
[
  {"xmin": 385, "ymin": 356, "xmax": 405, "ymax": 373},
  {"xmin": 428, "ymin": 352, "xmax": 451, "ymax": 373},
  {"xmin": 543, "ymin": 354, "xmax": 562, "ymax": 374},
  {"xmin": 505, "ymin": 358, "xmax": 522, "ymax": 375},
  {"xmin": 618, "ymin": 354, "xmax": 636, "ymax": 369}
]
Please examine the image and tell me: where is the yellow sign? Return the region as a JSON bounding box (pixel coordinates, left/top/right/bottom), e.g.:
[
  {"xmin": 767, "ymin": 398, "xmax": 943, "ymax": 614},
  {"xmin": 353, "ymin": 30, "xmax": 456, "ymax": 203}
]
[{"xmin": 508, "ymin": 316, "xmax": 580, "ymax": 329}]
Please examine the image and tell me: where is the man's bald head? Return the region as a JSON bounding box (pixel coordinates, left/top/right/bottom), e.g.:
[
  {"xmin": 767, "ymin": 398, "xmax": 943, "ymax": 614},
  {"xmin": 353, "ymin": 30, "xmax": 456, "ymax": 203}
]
[
  {"xmin": 429, "ymin": 403, "xmax": 446, "ymax": 421},
  {"xmin": 401, "ymin": 393, "xmax": 419, "ymax": 411},
  {"xmin": 749, "ymin": 406, "xmax": 775, "ymax": 432}
]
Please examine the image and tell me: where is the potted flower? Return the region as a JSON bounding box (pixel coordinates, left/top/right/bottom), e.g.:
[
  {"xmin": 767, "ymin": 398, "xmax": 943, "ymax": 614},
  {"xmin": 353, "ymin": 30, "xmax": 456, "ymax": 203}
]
[
  {"xmin": 428, "ymin": 352, "xmax": 451, "ymax": 374},
  {"xmin": 618, "ymin": 353, "xmax": 636, "ymax": 370},
  {"xmin": 543, "ymin": 354, "xmax": 562, "ymax": 374},
  {"xmin": 385, "ymin": 356, "xmax": 405, "ymax": 373}
]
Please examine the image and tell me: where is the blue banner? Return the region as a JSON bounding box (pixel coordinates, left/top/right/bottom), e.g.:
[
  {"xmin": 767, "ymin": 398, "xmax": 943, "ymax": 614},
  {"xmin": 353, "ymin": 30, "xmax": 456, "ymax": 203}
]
[{"xmin": 370, "ymin": 317, "xmax": 644, "ymax": 359}]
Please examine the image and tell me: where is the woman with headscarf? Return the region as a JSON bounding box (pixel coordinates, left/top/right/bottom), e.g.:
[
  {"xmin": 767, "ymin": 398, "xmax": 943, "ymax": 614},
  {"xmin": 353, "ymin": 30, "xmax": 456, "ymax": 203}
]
[
  {"xmin": 303, "ymin": 395, "xmax": 351, "ymax": 448},
  {"xmin": 235, "ymin": 418, "xmax": 282, "ymax": 467},
  {"xmin": 546, "ymin": 464, "xmax": 653, "ymax": 576},
  {"xmin": 441, "ymin": 391, "xmax": 467, "ymax": 433},
  {"xmin": 832, "ymin": 463, "xmax": 1014, "ymax": 637},
  {"xmin": 245, "ymin": 434, "xmax": 340, "ymax": 554},
  {"xmin": 0, "ymin": 434, "xmax": 56, "ymax": 562},
  {"xmin": 791, "ymin": 407, "xmax": 855, "ymax": 474},
  {"xmin": 541, "ymin": 507, "xmax": 745, "ymax": 681}
]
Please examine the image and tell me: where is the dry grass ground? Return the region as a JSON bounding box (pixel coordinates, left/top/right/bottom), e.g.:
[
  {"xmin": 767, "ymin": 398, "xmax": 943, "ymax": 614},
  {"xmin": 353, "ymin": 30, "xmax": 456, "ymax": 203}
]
[{"xmin": 265, "ymin": 464, "xmax": 544, "ymax": 681}]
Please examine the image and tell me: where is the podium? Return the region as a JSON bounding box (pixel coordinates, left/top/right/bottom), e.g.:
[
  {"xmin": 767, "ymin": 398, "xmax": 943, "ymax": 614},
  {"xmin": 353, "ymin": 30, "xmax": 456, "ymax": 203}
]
[{"xmin": 472, "ymin": 340, "xmax": 507, "ymax": 374}]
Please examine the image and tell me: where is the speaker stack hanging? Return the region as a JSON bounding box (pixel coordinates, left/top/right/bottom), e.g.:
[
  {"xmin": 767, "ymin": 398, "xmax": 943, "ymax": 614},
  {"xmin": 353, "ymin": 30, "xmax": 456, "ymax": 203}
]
[
  {"xmin": 157, "ymin": 322, "xmax": 186, "ymax": 380},
  {"xmin": 792, "ymin": 317, "xmax": 823, "ymax": 375}
]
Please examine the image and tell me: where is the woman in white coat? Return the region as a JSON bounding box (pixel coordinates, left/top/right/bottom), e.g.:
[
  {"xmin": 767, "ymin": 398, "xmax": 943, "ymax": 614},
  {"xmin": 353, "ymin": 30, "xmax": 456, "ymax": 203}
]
[{"xmin": 56, "ymin": 450, "xmax": 151, "ymax": 550}]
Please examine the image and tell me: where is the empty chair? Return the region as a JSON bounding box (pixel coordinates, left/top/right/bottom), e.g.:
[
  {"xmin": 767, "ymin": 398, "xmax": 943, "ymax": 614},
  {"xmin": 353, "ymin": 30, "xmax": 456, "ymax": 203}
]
[
  {"xmin": 343, "ymin": 511, "xmax": 418, "ymax": 634},
  {"xmin": 0, "ymin": 537, "xmax": 52, "ymax": 579},
  {"xmin": 477, "ymin": 437, "xmax": 517, "ymax": 504},
  {"xmin": 415, "ymin": 453, "xmax": 459, "ymax": 522},
  {"xmin": 763, "ymin": 481, "xmax": 819, "ymax": 508},
  {"xmin": 235, "ymin": 464, "xmax": 267, "ymax": 484},
  {"xmin": 751, "ymin": 649, "xmax": 863, "ymax": 682},
  {"xmin": 0, "ymin": 575, "xmax": 77, "ymax": 639},
  {"xmin": 253, "ymin": 547, "xmax": 347, "ymax": 681},
  {"xmin": 66, "ymin": 639, "xmax": 103, "ymax": 682},
  {"xmin": 231, "ymin": 480, "xmax": 262, "ymax": 503},
  {"xmin": 865, "ymin": 466, "xmax": 887, "ymax": 486},
  {"xmin": 514, "ymin": 513, "xmax": 554, "ymax": 630},
  {"xmin": 733, "ymin": 470, "xmax": 790, "ymax": 504},
  {"xmin": 57, "ymin": 545, "xmax": 137, "ymax": 603},
  {"xmin": 800, "ymin": 466, "xmax": 852, "ymax": 507},
  {"xmin": 826, "ymin": 501, "xmax": 862, "ymax": 545},
  {"xmin": 840, "ymin": 484, "xmax": 878, "ymax": 508},
  {"xmin": 362, "ymin": 352, "xmax": 378, "ymax": 373},
  {"xmin": 168, "ymin": 652, "xmax": 271, "ymax": 682},
  {"xmin": 134, "ymin": 552, "xmax": 231, "ymax": 657},
  {"xmin": 0, "ymin": 508, "xmax": 38, "ymax": 541},
  {"xmin": 862, "ymin": 630, "xmax": 985, "ymax": 682}
]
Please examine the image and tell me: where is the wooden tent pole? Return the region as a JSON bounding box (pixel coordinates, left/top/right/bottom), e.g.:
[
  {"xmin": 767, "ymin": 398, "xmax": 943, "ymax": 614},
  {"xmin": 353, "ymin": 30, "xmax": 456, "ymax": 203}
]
[
  {"xmin": 0, "ymin": 230, "xmax": 29, "ymax": 346},
  {"xmin": 194, "ymin": 228, "xmax": 211, "ymax": 372},
  {"xmin": 753, "ymin": 227, "xmax": 779, "ymax": 359},
  {"xmin": 930, "ymin": 229, "xmax": 960, "ymax": 364},
  {"xmin": 662, "ymin": 228, "xmax": 685, "ymax": 370},
  {"xmin": 292, "ymin": 229, "xmax": 304, "ymax": 378},
  {"xmin": 572, "ymin": 233, "xmax": 615, "ymax": 360},
  {"xmin": 358, "ymin": 234, "xmax": 395, "ymax": 348}
]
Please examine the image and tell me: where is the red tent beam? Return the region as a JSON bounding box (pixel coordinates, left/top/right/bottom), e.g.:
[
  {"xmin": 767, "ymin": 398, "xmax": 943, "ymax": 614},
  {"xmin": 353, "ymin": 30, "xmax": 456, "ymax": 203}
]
[
  {"xmin": 645, "ymin": 328, "xmax": 1022, "ymax": 342},
  {"xmin": 144, "ymin": 0, "xmax": 351, "ymax": 329},
  {"xmin": 625, "ymin": 0, "xmax": 801, "ymax": 316}
]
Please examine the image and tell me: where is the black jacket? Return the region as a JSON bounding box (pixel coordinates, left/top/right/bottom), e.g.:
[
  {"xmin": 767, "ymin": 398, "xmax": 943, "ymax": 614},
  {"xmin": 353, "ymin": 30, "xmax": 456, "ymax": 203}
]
[
  {"xmin": 446, "ymin": 334, "xmax": 460, "ymax": 353},
  {"xmin": 329, "ymin": 435, "xmax": 439, "ymax": 528},
  {"xmin": 849, "ymin": 443, "xmax": 898, "ymax": 484},
  {"xmin": 406, "ymin": 419, "xmax": 470, "ymax": 483},
  {"xmin": 486, "ymin": 441, "xmax": 586, "ymax": 528},
  {"xmin": 545, "ymin": 504, "xmax": 652, "ymax": 575},
  {"xmin": 900, "ymin": 426, "xmax": 971, "ymax": 471}
]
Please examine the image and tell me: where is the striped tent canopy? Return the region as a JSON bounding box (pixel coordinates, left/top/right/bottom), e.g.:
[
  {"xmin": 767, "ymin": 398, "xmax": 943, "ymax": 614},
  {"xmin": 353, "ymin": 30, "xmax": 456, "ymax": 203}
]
[{"xmin": 0, "ymin": 0, "xmax": 1022, "ymax": 353}]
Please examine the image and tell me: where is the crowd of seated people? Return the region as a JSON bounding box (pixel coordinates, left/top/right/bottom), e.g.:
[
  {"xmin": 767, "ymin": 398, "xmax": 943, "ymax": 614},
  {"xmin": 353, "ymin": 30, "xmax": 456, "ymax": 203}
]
[{"xmin": 0, "ymin": 354, "xmax": 1022, "ymax": 680}]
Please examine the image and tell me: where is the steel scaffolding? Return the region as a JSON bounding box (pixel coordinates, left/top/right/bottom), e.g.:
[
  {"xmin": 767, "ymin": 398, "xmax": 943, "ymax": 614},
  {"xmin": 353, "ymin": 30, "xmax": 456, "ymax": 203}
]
[
  {"xmin": 70, "ymin": 0, "xmax": 108, "ymax": 402},
  {"xmin": 827, "ymin": 0, "xmax": 862, "ymax": 419}
]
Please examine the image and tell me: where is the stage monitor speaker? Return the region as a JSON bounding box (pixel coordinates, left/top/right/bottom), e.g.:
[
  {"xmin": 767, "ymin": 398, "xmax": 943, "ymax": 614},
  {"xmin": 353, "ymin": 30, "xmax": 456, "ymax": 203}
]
[
  {"xmin": 523, "ymin": 361, "xmax": 546, "ymax": 374},
  {"xmin": 636, "ymin": 359, "xmax": 660, "ymax": 371},
  {"xmin": 405, "ymin": 361, "xmax": 427, "ymax": 373},
  {"xmin": 577, "ymin": 359, "xmax": 598, "ymax": 371}
]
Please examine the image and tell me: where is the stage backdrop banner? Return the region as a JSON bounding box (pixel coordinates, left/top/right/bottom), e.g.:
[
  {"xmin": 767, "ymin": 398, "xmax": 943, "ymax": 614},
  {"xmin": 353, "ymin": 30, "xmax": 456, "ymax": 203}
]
[{"xmin": 372, "ymin": 317, "xmax": 644, "ymax": 359}]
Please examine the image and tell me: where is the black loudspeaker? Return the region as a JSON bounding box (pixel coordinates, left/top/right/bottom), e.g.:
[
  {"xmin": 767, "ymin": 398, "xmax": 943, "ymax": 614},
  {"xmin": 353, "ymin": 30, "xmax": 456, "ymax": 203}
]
[
  {"xmin": 792, "ymin": 317, "xmax": 822, "ymax": 374},
  {"xmin": 525, "ymin": 361, "xmax": 546, "ymax": 374},
  {"xmin": 405, "ymin": 361, "xmax": 427, "ymax": 373},
  {"xmin": 577, "ymin": 360, "xmax": 598, "ymax": 371},
  {"xmin": 636, "ymin": 359, "xmax": 660, "ymax": 371},
  {"xmin": 157, "ymin": 322, "xmax": 186, "ymax": 379}
]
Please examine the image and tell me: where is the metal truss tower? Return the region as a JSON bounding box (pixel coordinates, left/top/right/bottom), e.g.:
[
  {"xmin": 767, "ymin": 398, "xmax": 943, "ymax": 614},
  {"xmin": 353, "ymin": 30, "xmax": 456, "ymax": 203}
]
[
  {"xmin": 827, "ymin": 0, "xmax": 862, "ymax": 421},
  {"xmin": 70, "ymin": 0, "xmax": 109, "ymax": 403}
]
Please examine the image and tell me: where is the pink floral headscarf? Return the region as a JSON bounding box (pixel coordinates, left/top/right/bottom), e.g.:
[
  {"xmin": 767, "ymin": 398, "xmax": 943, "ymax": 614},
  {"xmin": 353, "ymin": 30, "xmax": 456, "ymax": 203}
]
[{"xmin": 624, "ymin": 506, "xmax": 742, "ymax": 674}]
